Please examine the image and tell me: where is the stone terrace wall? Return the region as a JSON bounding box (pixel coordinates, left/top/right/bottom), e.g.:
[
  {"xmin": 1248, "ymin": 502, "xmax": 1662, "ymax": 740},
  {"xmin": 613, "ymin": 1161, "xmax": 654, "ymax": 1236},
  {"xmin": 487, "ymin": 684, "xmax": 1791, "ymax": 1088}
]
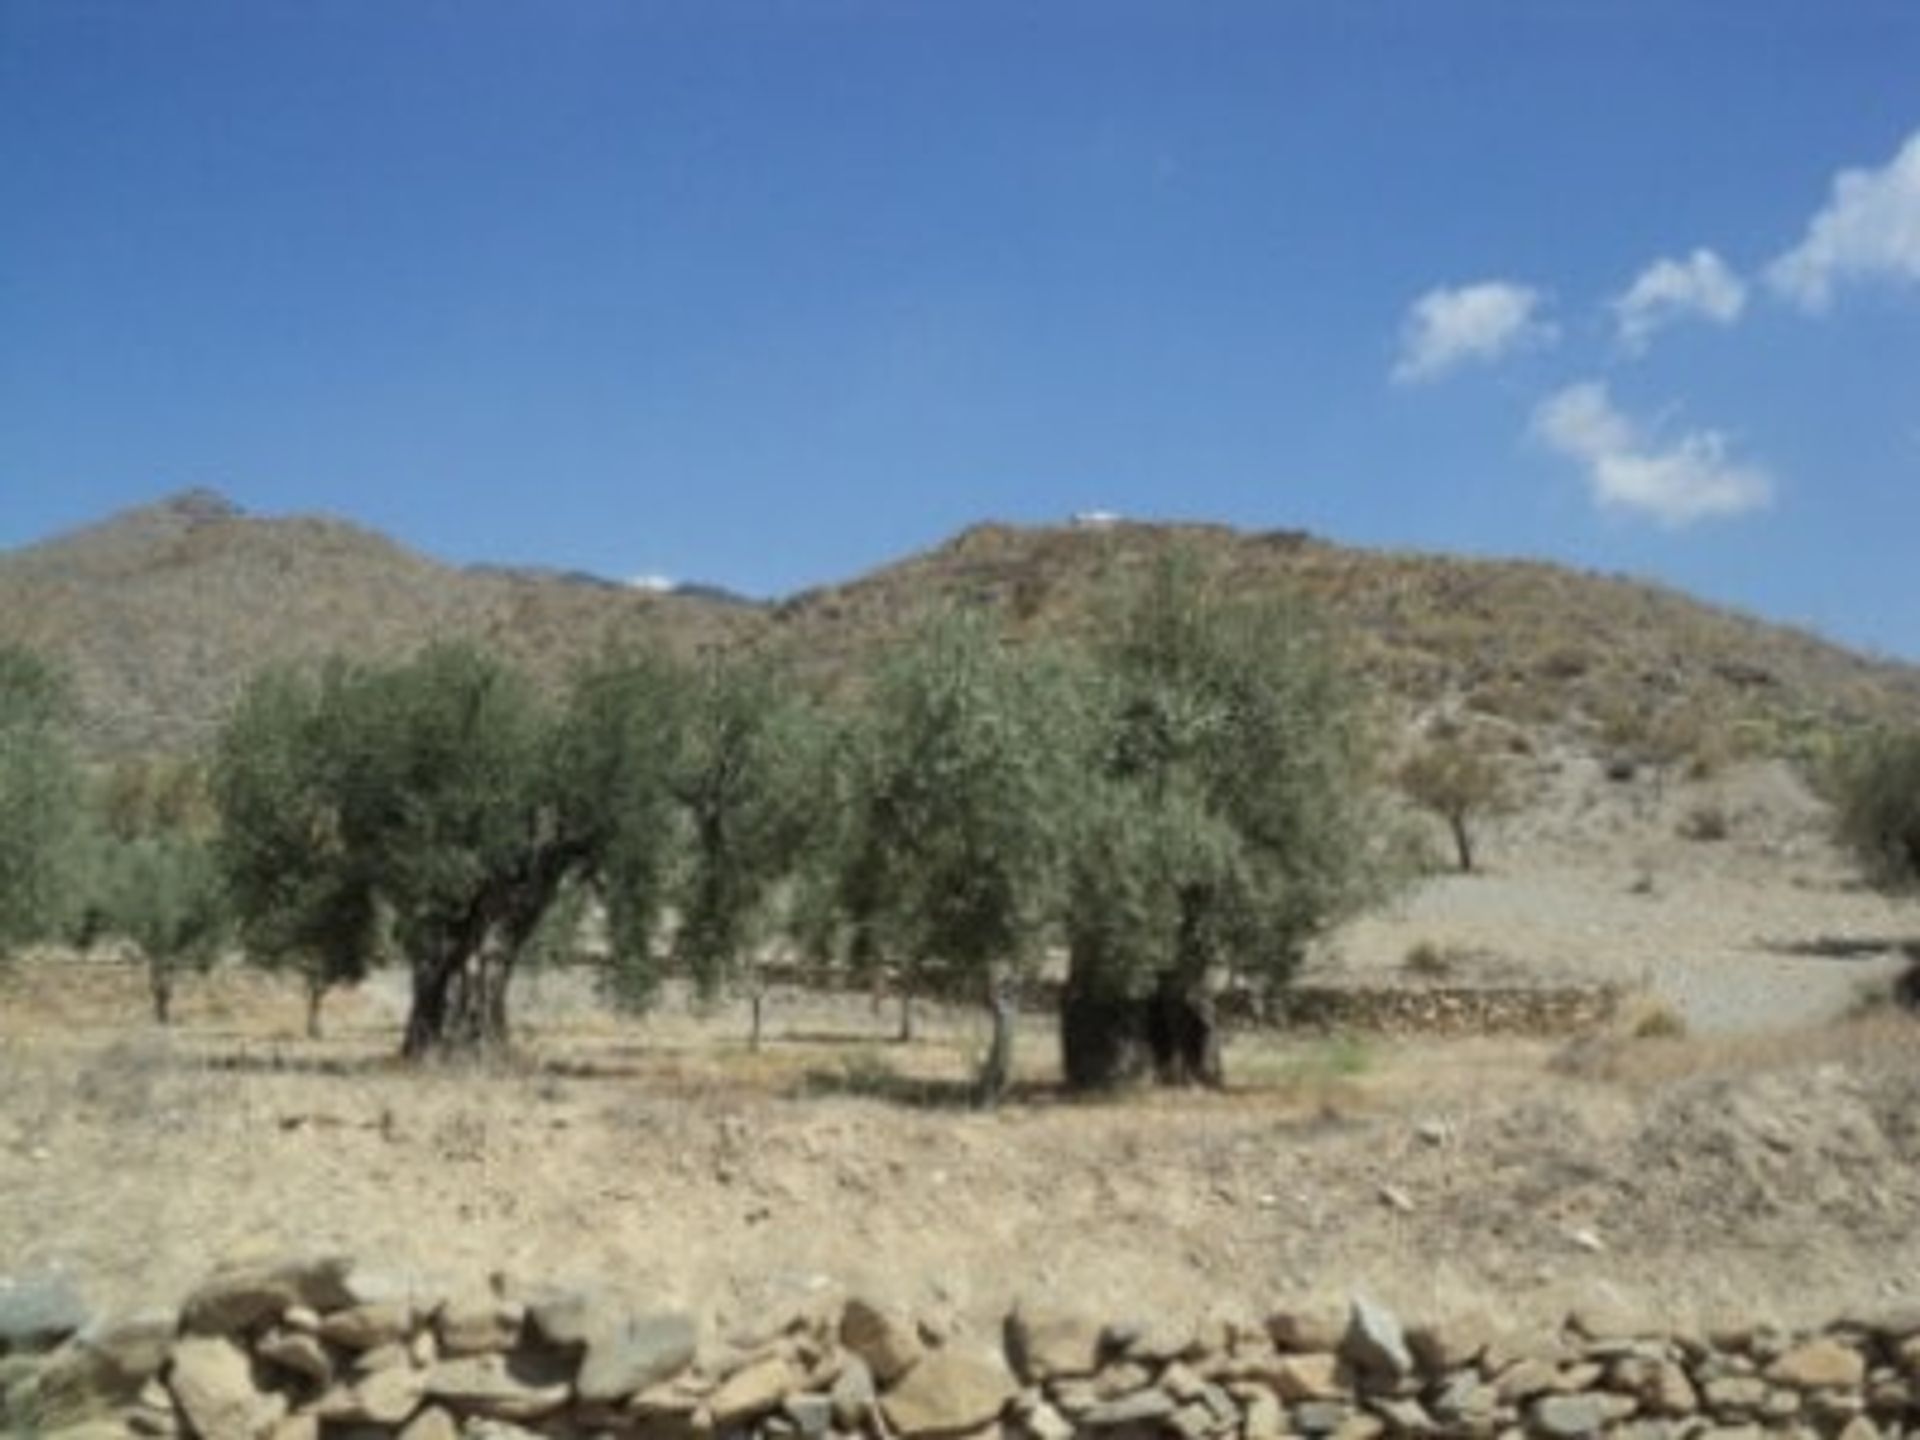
[
  {"xmin": 4, "ymin": 1254, "xmax": 1918, "ymax": 1440},
  {"xmin": 1254, "ymin": 984, "xmax": 1621, "ymax": 1038}
]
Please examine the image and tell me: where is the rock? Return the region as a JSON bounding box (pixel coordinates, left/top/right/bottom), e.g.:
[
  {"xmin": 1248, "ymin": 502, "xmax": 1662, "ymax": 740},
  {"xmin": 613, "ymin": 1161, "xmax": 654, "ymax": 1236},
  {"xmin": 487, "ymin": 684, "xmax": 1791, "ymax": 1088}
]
[
  {"xmin": 434, "ymin": 1295, "xmax": 522, "ymax": 1356},
  {"xmin": 782, "ymin": 1391, "xmax": 835, "ymax": 1437},
  {"xmin": 1242, "ymin": 1388, "xmax": 1284, "ymax": 1440},
  {"xmin": 1108, "ymin": 1315, "xmax": 1196, "ymax": 1363},
  {"xmin": 1092, "ymin": 1361, "xmax": 1153, "ymax": 1400},
  {"xmin": 706, "ymin": 1353, "xmax": 797, "ymax": 1427},
  {"xmin": 43, "ymin": 1422, "xmax": 135, "ymax": 1440},
  {"xmin": 880, "ymin": 1348, "xmax": 1018, "ymax": 1438},
  {"xmin": 1531, "ymin": 1393, "xmax": 1632, "ymax": 1438},
  {"xmin": 1377, "ymin": 1185, "xmax": 1414, "ymax": 1214},
  {"xmin": 1702, "ymin": 1376, "xmax": 1768, "ymax": 1415},
  {"xmin": 829, "ymin": 1353, "xmax": 877, "ymax": 1428},
  {"xmin": 841, "ymin": 1297, "xmax": 924, "ymax": 1385},
  {"xmin": 1429, "ymin": 1372, "xmax": 1496, "ymax": 1431},
  {"xmin": 266, "ymin": 1417, "xmax": 317, "ymax": 1440},
  {"xmin": 424, "ymin": 1354, "xmax": 570, "ymax": 1421},
  {"xmin": 576, "ymin": 1311, "xmax": 699, "ymax": 1404},
  {"xmin": 398, "ymin": 1405, "xmax": 459, "ymax": 1440},
  {"xmin": 1005, "ymin": 1305, "xmax": 1106, "ymax": 1382},
  {"xmin": 1836, "ymin": 1418, "xmax": 1882, "ymax": 1440},
  {"xmin": 1646, "ymin": 1360, "xmax": 1698, "ymax": 1416},
  {"xmin": 280, "ymin": 1308, "xmax": 320, "ymax": 1336},
  {"xmin": 1492, "ymin": 1358, "xmax": 1557, "ymax": 1403},
  {"xmin": 1017, "ymin": 1397, "xmax": 1077, "ymax": 1440},
  {"xmin": 320, "ymin": 1301, "xmax": 413, "ymax": 1351},
  {"xmin": 353, "ymin": 1341, "xmax": 412, "ymax": 1376},
  {"xmin": 0, "ymin": 1275, "xmax": 90, "ymax": 1353},
  {"xmin": 1271, "ymin": 1353, "xmax": 1348, "ymax": 1402},
  {"xmin": 180, "ymin": 1254, "xmax": 352, "ymax": 1336},
  {"xmin": 1370, "ymin": 1395, "xmax": 1436, "ymax": 1435},
  {"xmin": 354, "ymin": 1364, "xmax": 429, "ymax": 1425},
  {"xmin": 166, "ymin": 1336, "xmax": 283, "ymax": 1440},
  {"xmin": 1567, "ymin": 1286, "xmax": 1644, "ymax": 1343},
  {"xmin": 1081, "ymin": 1388, "xmax": 1176, "ymax": 1427},
  {"xmin": 37, "ymin": 1310, "xmax": 179, "ymax": 1416},
  {"xmin": 1766, "ymin": 1339, "xmax": 1864, "ymax": 1390},
  {"xmin": 1291, "ymin": 1399, "xmax": 1353, "ymax": 1434},
  {"xmin": 254, "ymin": 1329, "xmax": 332, "ymax": 1384},
  {"xmin": 1406, "ymin": 1314, "xmax": 1494, "ymax": 1374},
  {"xmin": 1342, "ymin": 1298, "xmax": 1413, "ymax": 1385}
]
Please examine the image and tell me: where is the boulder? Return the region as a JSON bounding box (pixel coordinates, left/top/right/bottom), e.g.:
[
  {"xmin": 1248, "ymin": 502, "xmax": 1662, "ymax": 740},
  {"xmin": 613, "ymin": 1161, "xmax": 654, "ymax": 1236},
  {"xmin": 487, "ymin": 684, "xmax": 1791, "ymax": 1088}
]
[
  {"xmin": 880, "ymin": 1349, "xmax": 1018, "ymax": 1438},
  {"xmin": 782, "ymin": 1391, "xmax": 835, "ymax": 1437},
  {"xmin": 254, "ymin": 1329, "xmax": 332, "ymax": 1385},
  {"xmin": 434, "ymin": 1295, "xmax": 521, "ymax": 1356},
  {"xmin": 352, "ymin": 1363, "xmax": 429, "ymax": 1426},
  {"xmin": 1271, "ymin": 1353, "xmax": 1348, "ymax": 1402},
  {"xmin": 1531, "ymin": 1393, "xmax": 1634, "ymax": 1439},
  {"xmin": 37, "ymin": 1310, "xmax": 178, "ymax": 1417},
  {"xmin": 0, "ymin": 1275, "xmax": 90, "ymax": 1353},
  {"xmin": 829, "ymin": 1353, "xmax": 877, "ymax": 1429},
  {"xmin": 841, "ymin": 1297, "xmax": 923, "ymax": 1385},
  {"xmin": 166, "ymin": 1336, "xmax": 284, "ymax": 1440},
  {"xmin": 1268, "ymin": 1303, "xmax": 1348, "ymax": 1355},
  {"xmin": 397, "ymin": 1405, "xmax": 459, "ymax": 1440}
]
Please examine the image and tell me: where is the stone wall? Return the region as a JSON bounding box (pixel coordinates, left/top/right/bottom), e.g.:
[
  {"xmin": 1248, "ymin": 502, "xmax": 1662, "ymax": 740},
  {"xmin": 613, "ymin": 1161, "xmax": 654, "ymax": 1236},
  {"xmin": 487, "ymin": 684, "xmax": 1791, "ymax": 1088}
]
[
  {"xmin": 1253, "ymin": 984, "xmax": 1621, "ymax": 1038},
  {"xmin": 4, "ymin": 1254, "xmax": 1917, "ymax": 1440}
]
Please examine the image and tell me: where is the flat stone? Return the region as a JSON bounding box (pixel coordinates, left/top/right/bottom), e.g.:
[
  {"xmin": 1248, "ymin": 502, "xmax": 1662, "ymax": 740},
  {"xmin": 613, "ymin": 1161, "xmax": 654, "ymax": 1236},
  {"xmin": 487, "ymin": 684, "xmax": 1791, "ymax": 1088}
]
[
  {"xmin": 1242, "ymin": 1388, "xmax": 1284, "ymax": 1440},
  {"xmin": 397, "ymin": 1404, "xmax": 459, "ymax": 1440},
  {"xmin": 841, "ymin": 1298, "xmax": 923, "ymax": 1385},
  {"xmin": 880, "ymin": 1348, "xmax": 1018, "ymax": 1438},
  {"xmin": 0, "ymin": 1275, "xmax": 90, "ymax": 1353},
  {"xmin": 1005, "ymin": 1305, "xmax": 1106, "ymax": 1382},
  {"xmin": 424, "ymin": 1354, "xmax": 569, "ymax": 1421},
  {"xmin": 1766, "ymin": 1339, "xmax": 1865, "ymax": 1390},
  {"xmin": 1342, "ymin": 1298, "xmax": 1412, "ymax": 1385},
  {"xmin": 166, "ymin": 1336, "xmax": 284, "ymax": 1440},
  {"xmin": 706, "ymin": 1353, "xmax": 797, "ymax": 1427},
  {"xmin": 1702, "ymin": 1376, "xmax": 1768, "ymax": 1414},
  {"xmin": 576, "ymin": 1311, "xmax": 699, "ymax": 1403},
  {"xmin": 266, "ymin": 1416, "xmax": 316, "ymax": 1440},
  {"xmin": 1532, "ymin": 1393, "xmax": 1632, "ymax": 1438},
  {"xmin": 1292, "ymin": 1399, "xmax": 1353, "ymax": 1434},
  {"xmin": 37, "ymin": 1310, "xmax": 178, "ymax": 1416},
  {"xmin": 320, "ymin": 1301, "xmax": 413, "ymax": 1351},
  {"xmin": 1081, "ymin": 1388, "xmax": 1177, "ymax": 1427},
  {"xmin": 1272, "ymin": 1353, "xmax": 1348, "ymax": 1402}
]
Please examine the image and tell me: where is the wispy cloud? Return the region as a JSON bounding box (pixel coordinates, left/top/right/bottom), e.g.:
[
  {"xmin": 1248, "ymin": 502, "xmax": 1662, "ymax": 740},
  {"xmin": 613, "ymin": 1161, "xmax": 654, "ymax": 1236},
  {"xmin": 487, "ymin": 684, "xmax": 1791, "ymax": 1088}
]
[
  {"xmin": 1769, "ymin": 129, "xmax": 1920, "ymax": 311},
  {"xmin": 1612, "ymin": 249, "xmax": 1746, "ymax": 352},
  {"xmin": 1391, "ymin": 281, "xmax": 1556, "ymax": 384},
  {"xmin": 1532, "ymin": 381, "xmax": 1772, "ymax": 527},
  {"xmin": 627, "ymin": 573, "xmax": 675, "ymax": 592}
]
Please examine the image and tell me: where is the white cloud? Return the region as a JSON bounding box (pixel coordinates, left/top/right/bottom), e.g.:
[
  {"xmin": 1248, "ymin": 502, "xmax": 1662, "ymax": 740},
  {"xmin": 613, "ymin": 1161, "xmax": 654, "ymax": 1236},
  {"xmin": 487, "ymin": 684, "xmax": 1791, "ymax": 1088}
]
[
  {"xmin": 1532, "ymin": 381, "xmax": 1772, "ymax": 527},
  {"xmin": 1612, "ymin": 248, "xmax": 1746, "ymax": 352},
  {"xmin": 627, "ymin": 573, "xmax": 675, "ymax": 592},
  {"xmin": 1769, "ymin": 129, "xmax": 1920, "ymax": 311},
  {"xmin": 1391, "ymin": 280, "xmax": 1556, "ymax": 383}
]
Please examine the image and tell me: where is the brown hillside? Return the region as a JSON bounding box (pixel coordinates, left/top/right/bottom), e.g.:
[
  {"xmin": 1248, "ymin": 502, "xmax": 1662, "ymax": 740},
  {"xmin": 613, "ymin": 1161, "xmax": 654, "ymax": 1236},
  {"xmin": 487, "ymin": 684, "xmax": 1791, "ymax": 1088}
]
[
  {"xmin": 4, "ymin": 493, "xmax": 1917, "ymax": 760},
  {"xmin": 0, "ymin": 490, "xmax": 758, "ymax": 755}
]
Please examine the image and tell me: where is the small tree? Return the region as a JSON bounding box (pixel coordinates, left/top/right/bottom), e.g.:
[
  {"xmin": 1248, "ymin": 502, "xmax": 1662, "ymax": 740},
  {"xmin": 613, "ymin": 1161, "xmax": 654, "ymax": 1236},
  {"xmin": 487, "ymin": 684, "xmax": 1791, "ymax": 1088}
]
[
  {"xmin": 1060, "ymin": 557, "xmax": 1386, "ymax": 1090},
  {"xmin": 1397, "ymin": 737, "xmax": 1507, "ymax": 873},
  {"xmin": 0, "ymin": 646, "xmax": 84, "ymax": 954},
  {"xmin": 94, "ymin": 832, "xmax": 231, "ymax": 1024},
  {"xmin": 669, "ymin": 651, "xmax": 824, "ymax": 1048},
  {"xmin": 826, "ymin": 611, "xmax": 1080, "ymax": 1105}
]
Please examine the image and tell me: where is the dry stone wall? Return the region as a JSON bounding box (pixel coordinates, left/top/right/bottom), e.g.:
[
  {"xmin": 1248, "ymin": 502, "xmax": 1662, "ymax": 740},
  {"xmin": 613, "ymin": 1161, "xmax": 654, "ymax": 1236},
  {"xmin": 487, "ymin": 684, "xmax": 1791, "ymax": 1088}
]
[{"xmin": 5, "ymin": 1254, "xmax": 1920, "ymax": 1440}]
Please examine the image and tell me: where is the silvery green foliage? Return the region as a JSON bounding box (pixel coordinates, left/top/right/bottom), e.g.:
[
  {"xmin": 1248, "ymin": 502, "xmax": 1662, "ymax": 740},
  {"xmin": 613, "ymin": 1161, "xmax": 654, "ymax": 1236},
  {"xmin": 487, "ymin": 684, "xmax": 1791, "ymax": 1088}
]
[
  {"xmin": 0, "ymin": 646, "xmax": 84, "ymax": 953},
  {"xmin": 1832, "ymin": 728, "xmax": 1920, "ymax": 895}
]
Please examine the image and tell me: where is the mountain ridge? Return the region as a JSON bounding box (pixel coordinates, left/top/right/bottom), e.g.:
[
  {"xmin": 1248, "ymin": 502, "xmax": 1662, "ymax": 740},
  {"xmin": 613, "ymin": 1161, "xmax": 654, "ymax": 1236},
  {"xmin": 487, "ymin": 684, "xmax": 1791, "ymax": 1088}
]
[{"xmin": 4, "ymin": 489, "xmax": 1917, "ymax": 759}]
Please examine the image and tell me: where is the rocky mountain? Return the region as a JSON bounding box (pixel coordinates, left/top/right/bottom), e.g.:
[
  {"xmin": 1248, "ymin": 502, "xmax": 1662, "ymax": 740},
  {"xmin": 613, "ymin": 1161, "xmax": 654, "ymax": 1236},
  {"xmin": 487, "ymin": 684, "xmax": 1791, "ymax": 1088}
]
[{"xmin": 4, "ymin": 490, "xmax": 1917, "ymax": 760}]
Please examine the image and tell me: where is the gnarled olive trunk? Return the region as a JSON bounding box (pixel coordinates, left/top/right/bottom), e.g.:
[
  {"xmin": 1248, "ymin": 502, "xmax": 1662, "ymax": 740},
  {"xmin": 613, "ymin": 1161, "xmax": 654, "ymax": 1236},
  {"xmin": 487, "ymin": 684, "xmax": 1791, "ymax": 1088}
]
[
  {"xmin": 975, "ymin": 973, "xmax": 1016, "ymax": 1108},
  {"xmin": 1146, "ymin": 973, "xmax": 1223, "ymax": 1088}
]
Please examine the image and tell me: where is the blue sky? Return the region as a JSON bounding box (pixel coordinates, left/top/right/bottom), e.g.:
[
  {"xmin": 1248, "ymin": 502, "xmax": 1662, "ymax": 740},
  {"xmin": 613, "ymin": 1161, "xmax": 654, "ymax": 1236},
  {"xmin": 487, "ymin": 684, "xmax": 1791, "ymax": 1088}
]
[{"xmin": 3, "ymin": 3, "xmax": 1918, "ymax": 658}]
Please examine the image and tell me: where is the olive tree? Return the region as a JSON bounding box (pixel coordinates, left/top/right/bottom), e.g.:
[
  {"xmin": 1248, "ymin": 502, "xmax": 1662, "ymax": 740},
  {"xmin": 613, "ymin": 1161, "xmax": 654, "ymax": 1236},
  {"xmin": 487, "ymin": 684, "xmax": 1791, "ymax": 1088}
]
[
  {"xmin": 823, "ymin": 611, "xmax": 1081, "ymax": 1104},
  {"xmin": 668, "ymin": 651, "xmax": 824, "ymax": 1047},
  {"xmin": 1060, "ymin": 558, "xmax": 1385, "ymax": 1090},
  {"xmin": 93, "ymin": 831, "xmax": 231, "ymax": 1024},
  {"xmin": 0, "ymin": 646, "xmax": 84, "ymax": 954},
  {"xmin": 214, "ymin": 642, "xmax": 683, "ymax": 1058}
]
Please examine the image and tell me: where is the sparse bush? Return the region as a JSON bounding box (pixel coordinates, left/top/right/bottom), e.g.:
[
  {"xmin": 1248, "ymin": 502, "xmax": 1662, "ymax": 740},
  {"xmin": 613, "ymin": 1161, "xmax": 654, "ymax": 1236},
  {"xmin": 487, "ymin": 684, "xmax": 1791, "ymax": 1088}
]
[
  {"xmin": 1678, "ymin": 802, "xmax": 1731, "ymax": 842},
  {"xmin": 1402, "ymin": 939, "xmax": 1457, "ymax": 978},
  {"xmin": 1830, "ymin": 728, "xmax": 1920, "ymax": 897}
]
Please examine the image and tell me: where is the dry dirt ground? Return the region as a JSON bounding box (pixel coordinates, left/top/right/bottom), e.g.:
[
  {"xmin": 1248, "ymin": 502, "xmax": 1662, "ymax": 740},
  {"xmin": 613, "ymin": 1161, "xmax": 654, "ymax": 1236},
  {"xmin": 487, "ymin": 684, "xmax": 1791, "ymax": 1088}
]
[{"xmin": 3, "ymin": 759, "xmax": 1918, "ymax": 1344}]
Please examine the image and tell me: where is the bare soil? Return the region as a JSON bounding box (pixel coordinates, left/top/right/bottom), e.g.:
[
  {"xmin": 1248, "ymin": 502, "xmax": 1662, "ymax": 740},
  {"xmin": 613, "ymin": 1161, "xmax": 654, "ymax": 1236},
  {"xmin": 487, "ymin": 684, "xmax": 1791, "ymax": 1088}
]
[{"xmin": 3, "ymin": 760, "xmax": 1917, "ymax": 1340}]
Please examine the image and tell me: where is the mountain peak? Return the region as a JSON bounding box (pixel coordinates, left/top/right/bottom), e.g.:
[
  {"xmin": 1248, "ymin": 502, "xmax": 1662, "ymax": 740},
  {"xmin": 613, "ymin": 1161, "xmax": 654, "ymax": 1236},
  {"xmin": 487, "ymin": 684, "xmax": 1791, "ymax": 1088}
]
[{"xmin": 157, "ymin": 487, "xmax": 244, "ymax": 523}]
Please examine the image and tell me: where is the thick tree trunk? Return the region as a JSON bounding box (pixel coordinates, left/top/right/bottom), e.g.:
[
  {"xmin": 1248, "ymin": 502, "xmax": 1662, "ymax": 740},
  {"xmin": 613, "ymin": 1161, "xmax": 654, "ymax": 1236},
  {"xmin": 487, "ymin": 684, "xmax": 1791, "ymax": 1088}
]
[
  {"xmin": 975, "ymin": 975, "xmax": 1015, "ymax": 1108},
  {"xmin": 402, "ymin": 943, "xmax": 513, "ymax": 1060},
  {"xmin": 149, "ymin": 962, "xmax": 173, "ymax": 1027},
  {"xmin": 1449, "ymin": 812, "xmax": 1475, "ymax": 873},
  {"xmin": 1147, "ymin": 974, "xmax": 1224, "ymax": 1088},
  {"xmin": 1059, "ymin": 945, "xmax": 1152, "ymax": 1092}
]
